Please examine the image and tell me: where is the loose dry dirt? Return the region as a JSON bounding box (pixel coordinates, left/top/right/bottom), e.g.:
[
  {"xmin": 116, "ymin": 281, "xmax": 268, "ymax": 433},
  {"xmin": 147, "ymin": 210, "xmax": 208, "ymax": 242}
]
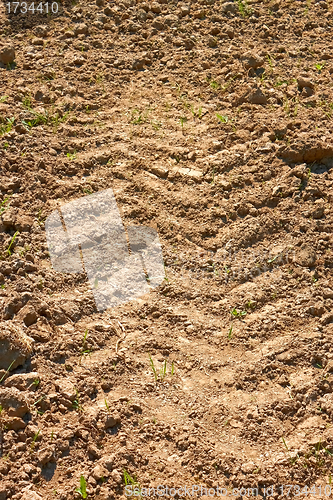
[{"xmin": 1, "ymin": 0, "xmax": 333, "ymax": 498}]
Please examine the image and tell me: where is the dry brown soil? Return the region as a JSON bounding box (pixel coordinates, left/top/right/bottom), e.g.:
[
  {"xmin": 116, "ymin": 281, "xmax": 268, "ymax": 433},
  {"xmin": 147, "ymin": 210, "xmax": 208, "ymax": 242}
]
[{"xmin": 1, "ymin": 0, "xmax": 333, "ymax": 498}]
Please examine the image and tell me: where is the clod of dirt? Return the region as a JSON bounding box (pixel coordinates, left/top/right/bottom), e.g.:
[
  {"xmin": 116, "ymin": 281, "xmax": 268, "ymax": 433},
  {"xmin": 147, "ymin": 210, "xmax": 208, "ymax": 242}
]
[
  {"xmin": 295, "ymin": 246, "xmax": 317, "ymax": 267},
  {"xmin": 4, "ymin": 372, "xmax": 39, "ymax": 391},
  {"xmin": 241, "ymin": 52, "xmax": 264, "ymax": 69},
  {"xmin": 297, "ymin": 76, "xmax": 315, "ymax": 90},
  {"xmin": 91, "ymin": 464, "xmax": 108, "ymax": 480},
  {"xmin": 37, "ymin": 446, "xmax": 55, "ymax": 466},
  {"xmin": 0, "ymin": 44, "xmax": 15, "ymax": 65},
  {"xmin": 17, "ymin": 304, "xmax": 38, "ymax": 327},
  {"xmin": 248, "ymin": 87, "xmax": 268, "ymax": 105},
  {"xmin": 222, "ymin": 2, "xmax": 238, "ymax": 14},
  {"xmin": 21, "ymin": 487, "xmax": 42, "ymax": 500},
  {"xmin": 0, "ymin": 322, "xmax": 33, "ymax": 370},
  {"xmin": 312, "ymin": 200, "xmax": 325, "ymax": 219},
  {"xmin": 0, "ymin": 387, "xmax": 30, "ymax": 417},
  {"xmin": 98, "ymin": 409, "xmax": 121, "ymax": 429}
]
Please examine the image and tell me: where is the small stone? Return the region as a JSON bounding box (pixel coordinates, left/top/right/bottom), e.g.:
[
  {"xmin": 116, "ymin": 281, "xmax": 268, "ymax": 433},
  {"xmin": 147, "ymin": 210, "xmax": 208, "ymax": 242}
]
[
  {"xmin": 0, "ymin": 45, "xmax": 15, "ymax": 65},
  {"xmin": 87, "ymin": 444, "xmax": 101, "ymax": 459},
  {"xmin": 323, "ymin": 289, "xmax": 333, "ymax": 299},
  {"xmin": 180, "ymin": 4, "xmax": 190, "ymax": 16},
  {"xmin": 34, "ymin": 25, "xmax": 48, "ymax": 37},
  {"xmin": 241, "ymin": 462, "xmax": 256, "ymax": 474},
  {"xmin": 224, "ymin": 24, "xmax": 234, "ymax": 39},
  {"xmin": 130, "ymin": 403, "xmax": 142, "ymax": 413},
  {"xmin": 219, "ymin": 179, "xmax": 232, "ymax": 191}
]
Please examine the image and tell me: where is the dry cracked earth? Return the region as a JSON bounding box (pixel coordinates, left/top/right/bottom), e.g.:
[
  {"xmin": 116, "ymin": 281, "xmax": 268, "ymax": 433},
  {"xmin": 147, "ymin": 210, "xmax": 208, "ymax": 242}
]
[{"xmin": 1, "ymin": 0, "xmax": 333, "ymax": 498}]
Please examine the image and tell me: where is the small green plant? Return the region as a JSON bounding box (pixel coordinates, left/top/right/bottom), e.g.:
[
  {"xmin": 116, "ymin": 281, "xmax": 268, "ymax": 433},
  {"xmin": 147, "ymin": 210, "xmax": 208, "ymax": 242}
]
[
  {"xmin": 179, "ymin": 116, "xmax": 188, "ymax": 130},
  {"xmin": 104, "ymin": 398, "xmax": 110, "ymax": 411},
  {"xmin": 0, "ymin": 359, "xmax": 15, "ymax": 384},
  {"xmin": 3, "ymin": 142, "xmax": 9, "ymax": 149},
  {"xmin": 266, "ymin": 54, "xmax": 274, "ymax": 69},
  {"xmin": 228, "ymin": 324, "xmax": 233, "ymax": 339},
  {"xmin": 230, "ymin": 307, "xmax": 247, "ymax": 318},
  {"xmin": 211, "ymin": 166, "xmax": 215, "ymax": 185},
  {"xmin": 149, "ymin": 355, "xmax": 171, "ymax": 382},
  {"xmin": 210, "ymin": 80, "xmax": 220, "ymax": 90},
  {"xmin": 22, "ymin": 95, "xmax": 32, "ymax": 109},
  {"xmin": 237, "ymin": 0, "xmax": 253, "ymax": 17},
  {"xmin": 0, "ymin": 117, "xmax": 15, "ymax": 136},
  {"xmin": 190, "ymin": 105, "xmax": 202, "ymax": 120},
  {"xmin": 282, "ymin": 436, "xmax": 298, "ymax": 465},
  {"xmin": 151, "ymin": 120, "xmax": 162, "ymax": 131},
  {"xmin": 160, "ymin": 360, "xmax": 167, "ymax": 381},
  {"xmin": 123, "ymin": 469, "xmax": 139, "ymax": 487},
  {"xmin": 246, "ymin": 301, "xmax": 256, "ymax": 312},
  {"xmin": 0, "ymin": 96, "xmax": 8, "ymax": 103},
  {"xmin": 149, "ymin": 354, "xmax": 157, "ymax": 381},
  {"xmin": 72, "ymin": 389, "xmax": 83, "ymax": 412},
  {"xmin": 76, "ymin": 475, "xmax": 88, "ymax": 499},
  {"xmin": 66, "ymin": 150, "xmax": 77, "ymax": 161},
  {"xmin": 315, "ymin": 62, "xmax": 325, "ymax": 73},
  {"xmin": 80, "ymin": 329, "xmax": 91, "ymax": 360},
  {"xmin": 30, "ymin": 429, "xmax": 40, "ymax": 451},
  {"xmin": 7, "ymin": 231, "xmax": 19, "ymax": 256},
  {"xmin": 216, "ymin": 113, "xmax": 228, "ymax": 123},
  {"xmin": 131, "ymin": 108, "xmax": 150, "ymax": 125},
  {"xmin": 0, "ymin": 196, "xmax": 10, "ymax": 215},
  {"xmin": 37, "ymin": 208, "xmax": 47, "ymax": 226}
]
